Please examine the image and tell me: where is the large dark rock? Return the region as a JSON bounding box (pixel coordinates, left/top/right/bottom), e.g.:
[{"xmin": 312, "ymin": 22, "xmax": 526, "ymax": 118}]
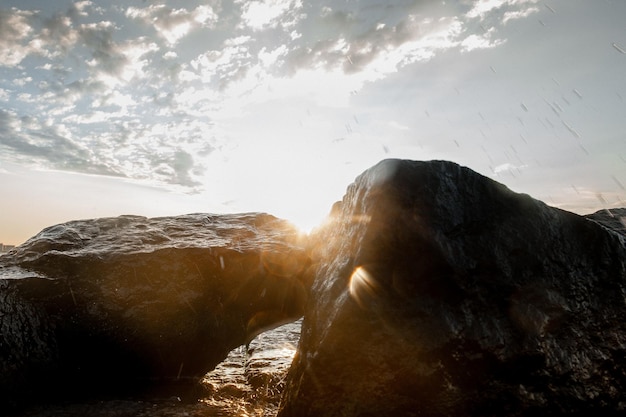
[
  {"xmin": 279, "ymin": 159, "xmax": 626, "ymax": 417},
  {"xmin": 0, "ymin": 213, "xmax": 309, "ymax": 409}
]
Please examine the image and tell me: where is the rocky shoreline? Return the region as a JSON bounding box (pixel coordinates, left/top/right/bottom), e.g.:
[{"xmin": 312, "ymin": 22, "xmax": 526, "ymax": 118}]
[{"xmin": 2, "ymin": 159, "xmax": 626, "ymax": 416}]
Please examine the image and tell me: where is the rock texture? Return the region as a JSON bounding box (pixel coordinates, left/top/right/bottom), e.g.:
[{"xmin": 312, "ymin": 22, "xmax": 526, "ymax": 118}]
[
  {"xmin": 0, "ymin": 213, "xmax": 309, "ymax": 410},
  {"xmin": 279, "ymin": 159, "xmax": 626, "ymax": 417},
  {"xmin": 586, "ymin": 208, "xmax": 626, "ymax": 236}
]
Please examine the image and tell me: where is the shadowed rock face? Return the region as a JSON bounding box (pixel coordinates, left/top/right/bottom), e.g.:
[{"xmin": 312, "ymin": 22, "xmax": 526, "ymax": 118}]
[
  {"xmin": 279, "ymin": 159, "xmax": 626, "ymax": 417},
  {"xmin": 0, "ymin": 213, "xmax": 309, "ymax": 409}
]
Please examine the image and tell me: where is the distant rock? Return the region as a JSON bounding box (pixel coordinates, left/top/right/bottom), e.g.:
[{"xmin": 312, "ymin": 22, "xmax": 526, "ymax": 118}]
[
  {"xmin": 585, "ymin": 208, "xmax": 626, "ymax": 236},
  {"xmin": 279, "ymin": 159, "xmax": 626, "ymax": 417},
  {"xmin": 0, "ymin": 213, "xmax": 309, "ymax": 410}
]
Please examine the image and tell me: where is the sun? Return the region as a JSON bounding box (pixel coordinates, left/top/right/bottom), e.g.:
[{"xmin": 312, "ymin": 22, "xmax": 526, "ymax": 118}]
[
  {"xmin": 273, "ymin": 202, "xmax": 331, "ymax": 235},
  {"xmin": 290, "ymin": 214, "xmax": 326, "ymax": 235}
]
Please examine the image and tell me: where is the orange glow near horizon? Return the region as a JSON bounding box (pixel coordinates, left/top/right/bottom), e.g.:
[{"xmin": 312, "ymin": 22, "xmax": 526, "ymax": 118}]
[{"xmin": 0, "ymin": 159, "xmax": 349, "ymax": 246}]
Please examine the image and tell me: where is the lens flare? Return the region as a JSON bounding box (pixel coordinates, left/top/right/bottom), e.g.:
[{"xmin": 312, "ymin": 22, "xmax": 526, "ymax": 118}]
[{"xmin": 349, "ymin": 266, "xmax": 380, "ymax": 308}]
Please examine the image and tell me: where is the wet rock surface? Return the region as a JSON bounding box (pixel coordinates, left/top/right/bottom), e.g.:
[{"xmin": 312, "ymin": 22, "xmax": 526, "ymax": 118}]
[
  {"xmin": 279, "ymin": 159, "xmax": 626, "ymax": 417},
  {"xmin": 4, "ymin": 159, "xmax": 626, "ymax": 417},
  {"xmin": 0, "ymin": 213, "xmax": 308, "ymax": 412}
]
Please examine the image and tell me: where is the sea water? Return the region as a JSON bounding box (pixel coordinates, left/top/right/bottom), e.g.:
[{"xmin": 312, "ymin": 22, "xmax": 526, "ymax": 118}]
[
  {"xmin": 20, "ymin": 320, "xmax": 302, "ymax": 417},
  {"xmin": 201, "ymin": 319, "xmax": 301, "ymax": 417}
]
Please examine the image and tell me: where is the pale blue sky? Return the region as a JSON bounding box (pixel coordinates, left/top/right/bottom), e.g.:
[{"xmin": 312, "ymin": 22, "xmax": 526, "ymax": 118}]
[{"xmin": 1, "ymin": 0, "xmax": 625, "ymax": 244}]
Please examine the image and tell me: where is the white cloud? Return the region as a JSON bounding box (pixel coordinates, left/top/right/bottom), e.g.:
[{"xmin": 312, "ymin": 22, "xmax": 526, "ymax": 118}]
[
  {"xmin": 502, "ymin": 7, "xmax": 540, "ymax": 24},
  {"xmin": 13, "ymin": 76, "xmax": 33, "ymax": 87},
  {"xmin": 357, "ymin": 16, "xmax": 463, "ymax": 77},
  {"xmin": 126, "ymin": 4, "xmax": 217, "ymax": 45},
  {"xmin": 224, "ymin": 35, "xmax": 252, "ymax": 47},
  {"xmin": 63, "ymin": 110, "xmax": 122, "ymax": 125},
  {"xmin": 466, "ymin": 0, "xmax": 541, "ymax": 22},
  {"xmin": 493, "ymin": 162, "xmax": 528, "ymax": 175},
  {"xmin": 40, "ymin": 14, "xmax": 81, "ymax": 56},
  {"xmin": 188, "ymin": 39, "xmax": 253, "ymax": 89},
  {"xmin": 193, "ymin": 5, "xmax": 218, "ymax": 25},
  {"xmin": 239, "ymin": 0, "xmax": 303, "ymax": 31},
  {"xmin": 466, "ymin": 0, "xmax": 509, "ymax": 19},
  {"xmin": 84, "ymin": 35, "xmax": 159, "ymax": 88},
  {"xmin": 163, "ymin": 51, "xmax": 178, "ymax": 60},
  {"xmin": 73, "ymin": 1, "xmax": 93, "ymax": 17},
  {"xmin": 258, "ymin": 44, "xmax": 289, "ymax": 67},
  {"xmin": 118, "ymin": 38, "xmax": 160, "ymax": 80},
  {"xmin": 92, "ymin": 89, "xmax": 136, "ymax": 111},
  {"xmin": 163, "ymin": 1, "xmax": 508, "ymax": 121},
  {"xmin": 0, "ymin": 8, "xmax": 38, "ymax": 66},
  {"xmin": 16, "ymin": 92, "xmax": 34, "ymax": 102},
  {"xmin": 461, "ymin": 28, "xmax": 505, "ymax": 52}
]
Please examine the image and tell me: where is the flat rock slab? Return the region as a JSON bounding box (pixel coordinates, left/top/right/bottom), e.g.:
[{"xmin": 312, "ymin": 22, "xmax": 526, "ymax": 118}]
[
  {"xmin": 0, "ymin": 213, "xmax": 309, "ymax": 410},
  {"xmin": 279, "ymin": 159, "xmax": 626, "ymax": 417}
]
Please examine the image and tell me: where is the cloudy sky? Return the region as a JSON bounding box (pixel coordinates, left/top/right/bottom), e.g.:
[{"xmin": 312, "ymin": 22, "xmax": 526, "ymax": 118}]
[{"xmin": 1, "ymin": 0, "xmax": 625, "ymax": 244}]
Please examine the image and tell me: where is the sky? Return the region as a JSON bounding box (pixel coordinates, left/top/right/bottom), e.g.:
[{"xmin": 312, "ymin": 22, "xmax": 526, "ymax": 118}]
[{"xmin": 0, "ymin": 0, "xmax": 625, "ymax": 244}]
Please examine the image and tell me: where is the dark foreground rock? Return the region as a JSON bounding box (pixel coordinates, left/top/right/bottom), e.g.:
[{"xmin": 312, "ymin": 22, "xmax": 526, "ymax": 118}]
[
  {"xmin": 0, "ymin": 213, "xmax": 309, "ymax": 411},
  {"xmin": 279, "ymin": 159, "xmax": 626, "ymax": 417}
]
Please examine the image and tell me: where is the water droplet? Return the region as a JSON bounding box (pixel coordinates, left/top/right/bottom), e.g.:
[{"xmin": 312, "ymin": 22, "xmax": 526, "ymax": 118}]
[{"xmin": 562, "ymin": 121, "xmax": 581, "ymax": 139}]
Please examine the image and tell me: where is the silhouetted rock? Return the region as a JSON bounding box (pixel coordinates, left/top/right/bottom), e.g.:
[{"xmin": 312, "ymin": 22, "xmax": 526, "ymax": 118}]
[
  {"xmin": 279, "ymin": 159, "xmax": 626, "ymax": 417},
  {"xmin": 0, "ymin": 213, "xmax": 308, "ymax": 410},
  {"xmin": 586, "ymin": 208, "xmax": 626, "ymax": 236}
]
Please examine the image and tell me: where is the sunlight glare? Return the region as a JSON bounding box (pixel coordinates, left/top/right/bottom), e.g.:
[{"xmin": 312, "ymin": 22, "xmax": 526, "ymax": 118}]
[
  {"xmin": 280, "ymin": 205, "xmax": 329, "ymax": 235},
  {"xmin": 349, "ymin": 266, "xmax": 380, "ymax": 308}
]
